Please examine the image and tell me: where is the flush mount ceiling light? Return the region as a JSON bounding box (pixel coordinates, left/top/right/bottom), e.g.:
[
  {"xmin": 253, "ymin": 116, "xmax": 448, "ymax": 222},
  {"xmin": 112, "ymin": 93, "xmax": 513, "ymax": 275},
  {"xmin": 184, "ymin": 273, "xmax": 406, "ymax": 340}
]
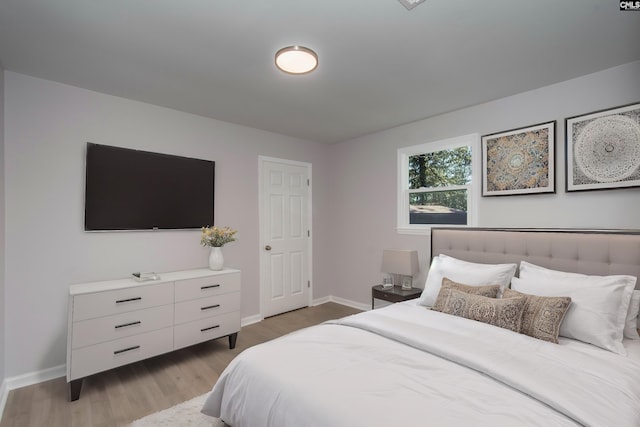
[
  {"xmin": 398, "ymin": 0, "xmax": 427, "ymax": 10},
  {"xmin": 275, "ymin": 45, "xmax": 318, "ymax": 75}
]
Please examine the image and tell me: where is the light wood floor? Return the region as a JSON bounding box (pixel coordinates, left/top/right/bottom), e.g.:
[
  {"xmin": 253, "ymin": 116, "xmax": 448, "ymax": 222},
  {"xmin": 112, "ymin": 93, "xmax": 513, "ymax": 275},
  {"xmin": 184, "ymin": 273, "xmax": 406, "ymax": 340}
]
[{"xmin": 0, "ymin": 302, "xmax": 361, "ymax": 427}]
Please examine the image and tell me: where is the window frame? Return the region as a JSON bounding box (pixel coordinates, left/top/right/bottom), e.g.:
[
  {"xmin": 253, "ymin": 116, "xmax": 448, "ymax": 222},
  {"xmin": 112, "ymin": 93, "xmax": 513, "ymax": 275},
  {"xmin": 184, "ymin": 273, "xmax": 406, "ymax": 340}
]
[{"xmin": 397, "ymin": 133, "xmax": 480, "ymax": 235}]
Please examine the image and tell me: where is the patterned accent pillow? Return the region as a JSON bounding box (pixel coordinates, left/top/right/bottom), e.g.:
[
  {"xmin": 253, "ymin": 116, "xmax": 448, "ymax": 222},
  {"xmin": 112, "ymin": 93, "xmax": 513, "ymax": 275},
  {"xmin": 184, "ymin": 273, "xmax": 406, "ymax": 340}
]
[
  {"xmin": 503, "ymin": 288, "xmax": 571, "ymax": 344},
  {"xmin": 432, "ymin": 278, "xmax": 500, "ymax": 312},
  {"xmin": 433, "ymin": 288, "xmax": 526, "ymax": 333}
]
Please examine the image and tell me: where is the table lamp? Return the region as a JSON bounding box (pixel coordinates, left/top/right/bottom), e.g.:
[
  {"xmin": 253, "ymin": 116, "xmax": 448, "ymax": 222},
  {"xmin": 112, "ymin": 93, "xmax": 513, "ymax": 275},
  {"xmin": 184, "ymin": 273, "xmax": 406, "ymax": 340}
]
[{"xmin": 381, "ymin": 249, "xmax": 419, "ymax": 290}]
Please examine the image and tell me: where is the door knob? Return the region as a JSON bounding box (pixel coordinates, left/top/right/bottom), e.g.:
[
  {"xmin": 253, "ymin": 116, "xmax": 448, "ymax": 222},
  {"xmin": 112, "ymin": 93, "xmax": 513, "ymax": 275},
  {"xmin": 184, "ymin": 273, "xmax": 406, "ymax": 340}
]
[{"xmin": 265, "ymin": 245, "xmax": 272, "ymax": 251}]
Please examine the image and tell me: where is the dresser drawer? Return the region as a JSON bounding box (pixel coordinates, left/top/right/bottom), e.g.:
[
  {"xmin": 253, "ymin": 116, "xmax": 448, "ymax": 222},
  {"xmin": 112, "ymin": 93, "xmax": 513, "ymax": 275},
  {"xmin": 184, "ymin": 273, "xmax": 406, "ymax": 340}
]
[
  {"xmin": 174, "ymin": 311, "xmax": 240, "ymax": 350},
  {"xmin": 69, "ymin": 326, "xmax": 173, "ymax": 380},
  {"xmin": 174, "ymin": 272, "xmax": 240, "ymax": 302},
  {"xmin": 71, "ymin": 304, "xmax": 173, "ymax": 349},
  {"xmin": 73, "ymin": 282, "xmax": 174, "ymax": 321},
  {"xmin": 174, "ymin": 292, "xmax": 240, "ymax": 325}
]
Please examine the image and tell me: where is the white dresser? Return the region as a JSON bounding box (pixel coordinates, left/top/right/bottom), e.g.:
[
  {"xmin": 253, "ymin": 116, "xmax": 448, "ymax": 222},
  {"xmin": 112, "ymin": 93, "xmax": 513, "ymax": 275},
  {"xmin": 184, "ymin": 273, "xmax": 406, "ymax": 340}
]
[{"xmin": 66, "ymin": 268, "xmax": 240, "ymax": 401}]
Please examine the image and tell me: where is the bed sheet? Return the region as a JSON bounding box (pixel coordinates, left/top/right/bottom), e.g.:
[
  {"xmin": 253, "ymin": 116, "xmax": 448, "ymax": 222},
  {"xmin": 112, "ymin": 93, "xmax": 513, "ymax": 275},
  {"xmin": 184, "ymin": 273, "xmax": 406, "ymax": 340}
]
[
  {"xmin": 202, "ymin": 301, "xmax": 640, "ymax": 427},
  {"xmin": 624, "ymin": 338, "xmax": 640, "ymax": 360},
  {"xmin": 558, "ymin": 328, "xmax": 640, "ymax": 361}
]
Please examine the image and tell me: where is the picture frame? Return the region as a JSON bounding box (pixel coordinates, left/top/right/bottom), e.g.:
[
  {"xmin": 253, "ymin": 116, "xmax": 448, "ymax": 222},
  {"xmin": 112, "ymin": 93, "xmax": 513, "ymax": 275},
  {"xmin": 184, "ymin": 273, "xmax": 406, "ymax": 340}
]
[
  {"xmin": 481, "ymin": 121, "xmax": 555, "ymax": 196},
  {"xmin": 566, "ymin": 102, "xmax": 640, "ymax": 192}
]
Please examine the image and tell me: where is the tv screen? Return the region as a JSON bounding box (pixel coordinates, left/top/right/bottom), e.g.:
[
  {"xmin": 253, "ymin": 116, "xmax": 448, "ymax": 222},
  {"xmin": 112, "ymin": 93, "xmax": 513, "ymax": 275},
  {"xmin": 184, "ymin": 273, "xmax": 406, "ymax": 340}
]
[{"xmin": 84, "ymin": 143, "xmax": 215, "ymax": 231}]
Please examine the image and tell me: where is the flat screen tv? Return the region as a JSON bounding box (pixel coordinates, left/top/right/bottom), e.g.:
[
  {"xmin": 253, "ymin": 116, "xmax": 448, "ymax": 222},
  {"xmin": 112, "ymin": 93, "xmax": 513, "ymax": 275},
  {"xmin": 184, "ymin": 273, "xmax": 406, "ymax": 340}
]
[{"xmin": 84, "ymin": 143, "xmax": 215, "ymax": 231}]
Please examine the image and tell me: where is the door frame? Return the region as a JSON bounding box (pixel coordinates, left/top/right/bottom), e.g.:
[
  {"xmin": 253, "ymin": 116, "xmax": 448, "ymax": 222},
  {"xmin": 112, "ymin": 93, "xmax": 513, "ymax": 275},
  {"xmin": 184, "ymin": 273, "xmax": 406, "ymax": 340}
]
[{"xmin": 258, "ymin": 156, "xmax": 313, "ymax": 318}]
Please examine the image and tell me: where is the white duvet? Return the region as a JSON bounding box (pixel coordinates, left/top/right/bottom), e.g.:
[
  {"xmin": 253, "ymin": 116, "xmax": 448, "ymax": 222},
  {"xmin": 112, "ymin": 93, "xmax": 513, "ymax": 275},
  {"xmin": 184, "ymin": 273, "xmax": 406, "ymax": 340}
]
[{"xmin": 202, "ymin": 302, "xmax": 640, "ymax": 426}]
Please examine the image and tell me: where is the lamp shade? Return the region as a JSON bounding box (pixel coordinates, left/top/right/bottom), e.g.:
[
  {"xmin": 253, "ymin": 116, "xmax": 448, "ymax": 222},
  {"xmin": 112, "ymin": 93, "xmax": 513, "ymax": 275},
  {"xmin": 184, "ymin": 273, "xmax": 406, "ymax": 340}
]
[{"xmin": 381, "ymin": 249, "xmax": 419, "ymax": 276}]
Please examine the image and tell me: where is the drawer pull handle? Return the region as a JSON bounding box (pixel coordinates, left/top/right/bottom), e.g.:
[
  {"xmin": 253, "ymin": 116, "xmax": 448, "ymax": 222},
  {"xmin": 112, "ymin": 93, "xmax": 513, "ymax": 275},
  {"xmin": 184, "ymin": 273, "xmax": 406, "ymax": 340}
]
[
  {"xmin": 201, "ymin": 284, "xmax": 221, "ymax": 290},
  {"xmin": 116, "ymin": 297, "xmax": 142, "ymax": 304},
  {"xmin": 114, "ymin": 345, "xmax": 140, "ymax": 355},
  {"xmin": 201, "ymin": 325, "xmax": 220, "ymax": 332},
  {"xmin": 201, "ymin": 304, "xmax": 221, "ymax": 311},
  {"xmin": 114, "ymin": 321, "xmax": 141, "ymax": 329}
]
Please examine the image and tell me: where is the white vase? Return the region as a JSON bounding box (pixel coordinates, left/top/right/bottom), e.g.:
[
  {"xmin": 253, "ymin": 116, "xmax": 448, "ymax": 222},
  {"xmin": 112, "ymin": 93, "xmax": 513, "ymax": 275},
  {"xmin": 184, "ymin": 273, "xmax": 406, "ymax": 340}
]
[{"xmin": 208, "ymin": 247, "xmax": 224, "ymax": 271}]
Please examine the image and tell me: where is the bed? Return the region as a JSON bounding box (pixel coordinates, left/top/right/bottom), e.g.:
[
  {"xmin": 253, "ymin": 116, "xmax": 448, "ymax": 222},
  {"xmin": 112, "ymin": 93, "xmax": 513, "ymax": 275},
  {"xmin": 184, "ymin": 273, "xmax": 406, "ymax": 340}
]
[{"xmin": 202, "ymin": 228, "xmax": 640, "ymax": 426}]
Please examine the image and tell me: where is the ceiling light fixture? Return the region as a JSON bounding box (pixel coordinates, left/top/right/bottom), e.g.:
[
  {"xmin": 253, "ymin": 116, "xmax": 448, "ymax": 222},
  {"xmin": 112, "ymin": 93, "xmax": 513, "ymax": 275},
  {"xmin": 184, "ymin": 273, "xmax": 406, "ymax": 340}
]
[
  {"xmin": 398, "ymin": 0, "xmax": 427, "ymax": 10},
  {"xmin": 275, "ymin": 46, "xmax": 318, "ymax": 75}
]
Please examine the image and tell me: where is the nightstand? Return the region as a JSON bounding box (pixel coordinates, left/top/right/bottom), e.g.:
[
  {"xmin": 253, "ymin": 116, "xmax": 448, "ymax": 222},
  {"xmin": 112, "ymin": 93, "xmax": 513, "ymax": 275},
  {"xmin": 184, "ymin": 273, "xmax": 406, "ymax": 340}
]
[{"xmin": 371, "ymin": 285, "xmax": 422, "ymax": 309}]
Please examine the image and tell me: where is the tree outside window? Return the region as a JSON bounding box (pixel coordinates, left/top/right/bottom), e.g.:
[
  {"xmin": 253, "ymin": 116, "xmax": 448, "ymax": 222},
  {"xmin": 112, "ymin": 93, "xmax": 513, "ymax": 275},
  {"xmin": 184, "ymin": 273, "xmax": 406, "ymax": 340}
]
[
  {"xmin": 397, "ymin": 134, "xmax": 478, "ymax": 234},
  {"xmin": 408, "ymin": 147, "xmax": 471, "ymax": 225}
]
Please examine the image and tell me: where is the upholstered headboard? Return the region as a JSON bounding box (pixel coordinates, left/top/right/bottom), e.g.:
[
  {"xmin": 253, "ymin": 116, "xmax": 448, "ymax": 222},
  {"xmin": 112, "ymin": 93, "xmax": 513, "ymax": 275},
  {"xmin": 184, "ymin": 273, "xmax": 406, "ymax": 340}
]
[{"xmin": 431, "ymin": 228, "xmax": 640, "ymax": 290}]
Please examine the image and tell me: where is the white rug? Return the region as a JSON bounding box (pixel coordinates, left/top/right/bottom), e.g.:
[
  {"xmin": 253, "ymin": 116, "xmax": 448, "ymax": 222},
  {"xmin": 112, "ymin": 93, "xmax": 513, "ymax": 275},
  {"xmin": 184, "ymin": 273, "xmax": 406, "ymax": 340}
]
[{"xmin": 128, "ymin": 393, "xmax": 226, "ymax": 427}]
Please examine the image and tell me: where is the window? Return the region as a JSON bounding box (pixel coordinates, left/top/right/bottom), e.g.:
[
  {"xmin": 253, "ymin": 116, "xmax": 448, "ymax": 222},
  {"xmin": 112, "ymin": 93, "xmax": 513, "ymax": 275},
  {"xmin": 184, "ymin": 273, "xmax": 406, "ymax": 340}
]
[{"xmin": 397, "ymin": 134, "xmax": 479, "ymax": 234}]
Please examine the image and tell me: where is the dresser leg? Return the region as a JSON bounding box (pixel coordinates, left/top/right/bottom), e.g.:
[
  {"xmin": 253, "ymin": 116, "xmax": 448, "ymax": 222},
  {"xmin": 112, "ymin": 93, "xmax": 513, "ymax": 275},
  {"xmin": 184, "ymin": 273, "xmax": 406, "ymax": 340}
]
[
  {"xmin": 69, "ymin": 379, "xmax": 83, "ymax": 401},
  {"xmin": 228, "ymin": 332, "xmax": 238, "ymax": 349}
]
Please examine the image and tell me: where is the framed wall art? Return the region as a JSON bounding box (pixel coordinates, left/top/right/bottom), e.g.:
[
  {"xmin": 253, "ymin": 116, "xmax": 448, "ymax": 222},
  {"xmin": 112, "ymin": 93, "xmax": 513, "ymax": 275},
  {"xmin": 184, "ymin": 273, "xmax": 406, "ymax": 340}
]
[
  {"xmin": 481, "ymin": 121, "xmax": 555, "ymax": 196},
  {"xmin": 566, "ymin": 102, "xmax": 640, "ymax": 192}
]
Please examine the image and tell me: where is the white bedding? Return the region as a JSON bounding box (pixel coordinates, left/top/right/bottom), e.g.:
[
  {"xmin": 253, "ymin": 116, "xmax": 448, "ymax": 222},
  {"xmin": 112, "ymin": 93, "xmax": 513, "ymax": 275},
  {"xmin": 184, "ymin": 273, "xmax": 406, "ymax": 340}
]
[
  {"xmin": 624, "ymin": 337, "xmax": 640, "ymax": 360},
  {"xmin": 202, "ymin": 301, "xmax": 640, "ymax": 427}
]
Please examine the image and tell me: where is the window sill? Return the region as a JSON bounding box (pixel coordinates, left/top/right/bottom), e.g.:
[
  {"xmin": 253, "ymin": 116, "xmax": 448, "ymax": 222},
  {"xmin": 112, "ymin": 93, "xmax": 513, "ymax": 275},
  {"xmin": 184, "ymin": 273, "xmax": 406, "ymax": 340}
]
[
  {"xmin": 397, "ymin": 224, "xmax": 470, "ymax": 236},
  {"xmin": 397, "ymin": 227, "xmax": 431, "ymax": 236}
]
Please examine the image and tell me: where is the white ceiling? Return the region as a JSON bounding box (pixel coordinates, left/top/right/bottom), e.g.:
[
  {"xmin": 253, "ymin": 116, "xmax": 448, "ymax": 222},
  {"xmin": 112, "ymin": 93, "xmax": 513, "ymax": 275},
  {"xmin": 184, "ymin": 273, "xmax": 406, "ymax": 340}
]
[{"xmin": 1, "ymin": 0, "xmax": 639, "ymax": 144}]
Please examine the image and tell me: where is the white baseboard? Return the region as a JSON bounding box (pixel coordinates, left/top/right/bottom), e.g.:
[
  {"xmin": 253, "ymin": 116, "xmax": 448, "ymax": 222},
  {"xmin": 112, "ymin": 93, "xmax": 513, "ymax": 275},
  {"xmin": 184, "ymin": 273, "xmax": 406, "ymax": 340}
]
[
  {"xmin": 312, "ymin": 295, "xmax": 369, "ymax": 312},
  {"xmin": 241, "ymin": 314, "xmax": 263, "ymax": 327},
  {"xmin": 0, "ymin": 363, "xmax": 66, "ymax": 419},
  {"xmin": 311, "ymin": 296, "xmax": 331, "ymax": 306},
  {"xmin": 5, "ymin": 364, "xmax": 66, "ymax": 392},
  {"xmin": 0, "ymin": 378, "xmax": 7, "ymax": 423}
]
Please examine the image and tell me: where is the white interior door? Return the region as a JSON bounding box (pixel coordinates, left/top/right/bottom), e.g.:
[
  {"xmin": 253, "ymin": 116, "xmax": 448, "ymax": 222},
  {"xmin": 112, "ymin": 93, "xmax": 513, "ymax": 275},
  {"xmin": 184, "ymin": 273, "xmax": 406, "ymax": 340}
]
[{"xmin": 260, "ymin": 157, "xmax": 311, "ymax": 318}]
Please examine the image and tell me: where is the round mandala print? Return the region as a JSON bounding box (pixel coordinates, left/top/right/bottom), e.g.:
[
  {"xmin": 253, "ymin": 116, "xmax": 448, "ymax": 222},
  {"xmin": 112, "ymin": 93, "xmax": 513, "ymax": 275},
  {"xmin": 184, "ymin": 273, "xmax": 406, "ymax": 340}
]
[
  {"xmin": 574, "ymin": 115, "xmax": 640, "ymax": 183},
  {"xmin": 507, "ymin": 150, "xmax": 526, "ymax": 172}
]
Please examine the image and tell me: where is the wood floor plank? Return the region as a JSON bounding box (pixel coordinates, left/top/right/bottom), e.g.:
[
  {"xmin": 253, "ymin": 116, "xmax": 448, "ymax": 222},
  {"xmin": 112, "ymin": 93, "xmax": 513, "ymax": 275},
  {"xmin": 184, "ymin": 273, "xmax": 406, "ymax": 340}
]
[
  {"xmin": 104, "ymin": 369, "xmax": 139, "ymax": 426},
  {"xmin": 70, "ymin": 398, "xmax": 92, "ymax": 427},
  {"xmin": 0, "ymin": 302, "xmax": 361, "ymax": 427},
  {"xmin": 1, "ymin": 384, "xmax": 33, "ymax": 426}
]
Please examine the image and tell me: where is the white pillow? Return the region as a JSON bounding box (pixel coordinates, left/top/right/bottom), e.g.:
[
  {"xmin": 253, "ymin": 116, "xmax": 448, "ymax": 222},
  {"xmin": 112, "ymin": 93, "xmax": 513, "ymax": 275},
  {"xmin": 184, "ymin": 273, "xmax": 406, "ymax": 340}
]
[
  {"xmin": 417, "ymin": 254, "xmax": 517, "ymax": 307},
  {"xmin": 515, "ymin": 261, "xmax": 637, "ymax": 354},
  {"xmin": 625, "ymin": 291, "xmax": 640, "ymax": 340}
]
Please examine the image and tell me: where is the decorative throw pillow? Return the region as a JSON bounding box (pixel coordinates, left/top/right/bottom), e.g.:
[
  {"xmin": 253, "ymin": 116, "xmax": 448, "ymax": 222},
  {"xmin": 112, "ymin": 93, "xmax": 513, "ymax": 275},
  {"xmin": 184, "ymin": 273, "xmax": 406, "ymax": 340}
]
[
  {"xmin": 516, "ymin": 261, "xmax": 636, "ymax": 354},
  {"xmin": 432, "ymin": 278, "xmax": 500, "ymax": 312},
  {"xmin": 433, "ymin": 288, "xmax": 526, "ymax": 333},
  {"xmin": 417, "ymin": 255, "xmax": 517, "ymax": 307},
  {"xmin": 502, "ymin": 288, "xmax": 571, "ymax": 344}
]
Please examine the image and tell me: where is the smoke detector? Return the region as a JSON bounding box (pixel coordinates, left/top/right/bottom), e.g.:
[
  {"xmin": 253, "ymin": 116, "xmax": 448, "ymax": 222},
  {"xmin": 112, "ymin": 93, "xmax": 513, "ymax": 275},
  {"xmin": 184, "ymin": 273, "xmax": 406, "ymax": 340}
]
[{"xmin": 398, "ymin": 0, "xmax": 426, "ymax": 10}]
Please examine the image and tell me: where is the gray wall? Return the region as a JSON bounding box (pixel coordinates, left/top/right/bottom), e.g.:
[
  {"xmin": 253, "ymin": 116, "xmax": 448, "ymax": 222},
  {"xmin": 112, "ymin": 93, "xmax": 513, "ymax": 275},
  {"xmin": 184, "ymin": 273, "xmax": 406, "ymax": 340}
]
[
  {"xmin": 2, "ymin": 61, "xmax": 640, "ymax": 381},
  {"xmin": 326, "ymin": 61, "xmax": 640, "ymax": 305},
  {"xmin": 3, "ymin": 72, "xmax": 333, "ymax": 377},
  {"xmin": 0, "ymin": 65, "xmax": 5, "ymax": 387}
]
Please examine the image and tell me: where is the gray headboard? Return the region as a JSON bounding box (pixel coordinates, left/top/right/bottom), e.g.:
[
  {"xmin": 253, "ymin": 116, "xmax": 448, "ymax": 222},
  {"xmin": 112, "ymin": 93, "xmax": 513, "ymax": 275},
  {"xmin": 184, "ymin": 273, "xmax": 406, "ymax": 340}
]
[{"xmin": 431, "ymin": 228, "xmax": 640, "ymax": 290}]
